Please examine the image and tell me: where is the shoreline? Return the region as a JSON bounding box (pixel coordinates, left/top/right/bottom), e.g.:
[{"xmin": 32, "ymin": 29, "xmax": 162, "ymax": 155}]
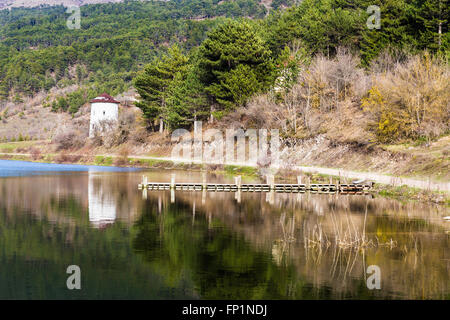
[
  {"xmin": 1, "ymin": 153, "xmax": 448, "ymax": 205},
  {"xmin": 1, "ymin": 151, "xmax": 449, "ymax": 190}
]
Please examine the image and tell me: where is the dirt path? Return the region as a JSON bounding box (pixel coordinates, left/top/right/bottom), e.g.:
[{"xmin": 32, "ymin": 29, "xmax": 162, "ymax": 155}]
[
  {"xmin": 1, "ymin": 152, "xmax": 449, "ymax": 192},
  {"xmin": 293, "ymin": 165, "xmax": 450, "ymax": 192}
]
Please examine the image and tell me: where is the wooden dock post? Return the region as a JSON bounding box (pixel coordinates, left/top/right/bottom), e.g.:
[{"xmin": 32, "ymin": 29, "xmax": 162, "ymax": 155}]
[
  {"xmin": 235, "ymin": 175, "xmax": 242, "ymax": 189},
  {"xmin": 170, "ymin": 173, "xmax": 176, "ymax": 189},
  {"xmin": 202, "ymin": 172, "xmax": 207, "ymax": 204},
  {"xmin": 338, "ymin": 171, "xmax": 341, "ymax": 192},
  {"xmin": 267, "ymin": 174, "xmax": 275, "ymax": 190},
  {"xmin": 202, "ymin": 172, "xmax": 207, "ymax": 190},
  {"xmin": 170, "ymin": 173, "xmax": 176, "ymax": 203},
  {"xmin": 235, "ymin": 175, "xmax": 242, "ymax": 203},
  {"xmin": 142, "ymin": 175, "xmax": 148, "ymax": 187}
]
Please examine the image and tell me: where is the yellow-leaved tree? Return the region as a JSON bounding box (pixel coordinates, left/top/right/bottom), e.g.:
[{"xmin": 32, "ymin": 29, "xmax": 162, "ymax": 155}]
[{"xmin": 363, "ymin": 52, "xmax": 450, "ymax": 143}]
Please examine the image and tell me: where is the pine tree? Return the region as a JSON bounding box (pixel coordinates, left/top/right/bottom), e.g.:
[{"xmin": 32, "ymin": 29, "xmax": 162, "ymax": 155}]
[
  {"xmin": 133, "ymin": 45, "xmax": 189, "ymax": 128},
  {"xmin": 360, "ymin": 0, "xmax": 415, "ymax": 66},
  {"xmin": 412, "ymin": 0, "xmax": 449, "ymax": 52},
  {"xmin": 198, "ymin": 20, "xmax": 274, "ymax": 111},
  {"xmin": 164, "ymin": 62, "xmax": 208, "ymax": 129}
]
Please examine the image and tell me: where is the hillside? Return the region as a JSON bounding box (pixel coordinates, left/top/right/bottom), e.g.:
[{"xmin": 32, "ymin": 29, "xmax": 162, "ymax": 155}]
[
  {"xmin": 0, "ymin": 0, "xmax": 448, "ymax": 192},
  {"xmin": 0, "ymin": 0, "xmax": 124, "ymax": 9},
  {"xmin": 0, "ymin": 1, "xmax": 271, "ymax": 107}
]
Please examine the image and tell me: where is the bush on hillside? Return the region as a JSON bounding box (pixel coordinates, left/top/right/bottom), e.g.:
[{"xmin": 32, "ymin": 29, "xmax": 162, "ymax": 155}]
[
  {"xmin": 53, "ymin": 126, "xmax": 86, "ymax": 150},
  {"xmin": 363, "ymin": 52, "xmax": 450, "ymax": 142}
]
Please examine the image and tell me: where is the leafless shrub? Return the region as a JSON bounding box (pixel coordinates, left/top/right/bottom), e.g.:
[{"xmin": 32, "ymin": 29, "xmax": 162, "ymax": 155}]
[
  {"xmin": 363, "ymin": 52, "xmax": 450, "ymax": 142},
  {"xmin": 222, "ymin": 94, "xmax": 285, "ymax": 130},
  {"xmin": 329, "ymin": 48, "xmax": 366, "ymax": 100},
  {"xmin": 55, "ymin": 152, "xmax": 82, "ymax": 163},
  {"xmin": 304, "ymin": 55, "xmax": 336, "ymax": 112},
  {"xmin": 130, "ymin": 127, "xmax": 148, "ymax": 144},
  {"xmin": 91, "ymin": 131, "xmax": 104, "ymax": 147},
  {"xmin": 120, "ymin": 109, "xmax": 135, "ymax": 125},
  {"xmin": 30, "ymin": 148, "xmax": 42, "ymax": 160},
  {"xmin": 94, "ymin": 110, "xmax": 137, "ymax": 148},
  {"xmin": 114, "ymin": 146, "xmax": 130, "ymax": 166},
  {"xmin": 53, "ymin": 126, "xmax": 86, "ymax": 151},
  {"xmin": 370, "ymin": 46, "xmax": 412, "ymax": 74},
  {"xmin": 225, "ymin": 49, "xmax": 368, "ymax": 141},
  {"xmin": 91, "ymin": 120, "xmax": 117, "ymax": 147}
]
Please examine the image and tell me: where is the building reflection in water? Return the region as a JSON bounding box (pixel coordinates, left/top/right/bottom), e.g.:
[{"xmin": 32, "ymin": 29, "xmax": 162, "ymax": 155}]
[{"xmin": 88, "ymin": 170, "xmax": 117, "ymax": 228}]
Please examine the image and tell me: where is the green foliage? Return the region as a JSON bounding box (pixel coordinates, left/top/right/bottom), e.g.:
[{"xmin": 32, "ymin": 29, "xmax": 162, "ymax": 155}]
[
  {"xmin": 265, "ymin": 0, "xmax": 366, "ymax": 57},
  {"xmin": 198, "ymin": 20, "xmax": 274, "ymax": 110},
  {"xmin": 94, "ymin": 156, "xmax": 113, "ymax": 166},
  {"xmin": 224, "ymin": 165, "xmax": 258, "ymax": 177},
  {"xmin": 66, "ymin": 89, "xmax": 88, "ymax": 114},
  {"xmin": 52, "ymin": 96, "xmax": 69, "ymax": 112},
  {"xmin": 134, "ymin": 44, "xmax": 190, "ymax": 129},
  {"xmin": 0, "ymin": 1, "xmax": 266, "ymax": 101},
  {"xmin": 164, "ymin": 61, "xmax": 208, "ymax": 128},
  {"xmin": 362, "ymin": 53, "xmax": 450, "ymax": 142},
  {"xmin": 264, "ymin": 0, "xmax": 449, "ymax": 66},
  {"xmin": 411, "ymin": 0, "xmax": 449, "ymax": 53},
  {"xmin": 273, "ymin": 43, "xmax": 310, "ymax": 95}
]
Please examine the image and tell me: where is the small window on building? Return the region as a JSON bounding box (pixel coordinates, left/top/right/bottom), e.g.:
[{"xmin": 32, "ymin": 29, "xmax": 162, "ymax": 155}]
[{"xmin": 103, "ymin": 111, "xmax": 105, "ymax": 115}]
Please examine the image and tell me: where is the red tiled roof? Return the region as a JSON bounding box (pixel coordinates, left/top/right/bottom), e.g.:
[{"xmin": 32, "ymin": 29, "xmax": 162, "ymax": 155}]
[{"xmin": 90, "ymin": 93, "xmax": 120, "ymax": 104}]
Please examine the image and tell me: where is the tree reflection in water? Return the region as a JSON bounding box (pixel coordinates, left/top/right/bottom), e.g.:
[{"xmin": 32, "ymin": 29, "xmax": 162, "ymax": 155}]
[{"xmin": 0, "ymin": 169, "xmax": 448, "ymax": 299}]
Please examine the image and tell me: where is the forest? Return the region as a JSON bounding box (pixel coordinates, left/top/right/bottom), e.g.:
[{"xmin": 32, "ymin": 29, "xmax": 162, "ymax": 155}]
[
  {"xmin": 0, "ymin": 0, "xmax": 271, "ymax": 106},
  {"xmin": 133, "ymin": 0, "xmax": 449, "ymax": 143}
]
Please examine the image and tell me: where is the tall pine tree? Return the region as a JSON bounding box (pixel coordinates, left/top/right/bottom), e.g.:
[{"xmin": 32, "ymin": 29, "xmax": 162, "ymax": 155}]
[
  {"xmin": 133, "ymin": 44, "xmax": 188, "ymax": 129},
  {"xmin": 198, "ymin": 20, "xmax": 274, "ymax": 113}
]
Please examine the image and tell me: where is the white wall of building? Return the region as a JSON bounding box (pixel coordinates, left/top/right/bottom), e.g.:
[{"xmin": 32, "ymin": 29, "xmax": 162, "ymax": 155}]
[{"xmin": 89, "ymin": 102, "xmax": 119, "ymax": 137}]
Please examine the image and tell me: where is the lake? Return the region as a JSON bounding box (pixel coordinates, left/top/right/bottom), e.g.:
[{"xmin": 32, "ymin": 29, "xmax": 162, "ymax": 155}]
[{"xmin": 0, "ymin": 160, "xmax": 448, "ymax": 299}]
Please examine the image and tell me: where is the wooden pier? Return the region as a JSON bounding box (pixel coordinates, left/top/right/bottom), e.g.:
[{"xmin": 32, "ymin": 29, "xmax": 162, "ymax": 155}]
[{"xmin": 138, "ymin": 175, "xmax": 373, "ymax": 194}]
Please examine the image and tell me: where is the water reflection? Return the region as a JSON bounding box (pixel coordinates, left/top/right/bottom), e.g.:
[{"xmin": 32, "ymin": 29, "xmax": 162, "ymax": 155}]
[
  {"xmin": 0, "ymin": 166, "xmax": 448, "ymax": 299},
  {"xmin": 88, "ymin": 171, "xmax": 117, "ymax": 228},
  {"xmin": 138, "ymin": 183, "xmax": 449, "ymax": 299}
]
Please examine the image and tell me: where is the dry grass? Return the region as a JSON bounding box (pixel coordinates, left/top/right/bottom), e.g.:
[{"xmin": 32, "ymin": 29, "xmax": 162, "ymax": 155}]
[
  {"xmin": 364, "ymin": 52, "xmax": 450, "ymax": 142},
  {"xmin": 304, "ymin": 203, "xmax": 397, "ymax": 251}
]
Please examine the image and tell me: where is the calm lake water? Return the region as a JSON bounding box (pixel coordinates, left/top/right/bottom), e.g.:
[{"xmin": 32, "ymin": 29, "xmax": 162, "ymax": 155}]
[{"xmin": 0, "ymin": 160, "xmax": 448, "ymax": 299}]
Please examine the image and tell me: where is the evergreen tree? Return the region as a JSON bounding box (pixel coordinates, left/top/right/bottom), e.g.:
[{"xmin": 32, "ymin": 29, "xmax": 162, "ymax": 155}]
[
  {"xmin": 412, "ymin": 0, "xmax": 449, "ymax": 52},
  {"xmin": 265, "ymin": 0, "xmax": 365, "ymax": 58},
  {"xmin": 360, "ymin": 0, "xmax": 416, "ymax": 65},
  {"xmin": 198, "ymin": 19, "xmax": 274, "ymax": 111},
  {"xmin": 164, "ymin": 61, "xmax": 208, "ymax": 129},
  {"xmin": 133, "ymin": 45, "xmax": 189, "ymax": 128}
]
